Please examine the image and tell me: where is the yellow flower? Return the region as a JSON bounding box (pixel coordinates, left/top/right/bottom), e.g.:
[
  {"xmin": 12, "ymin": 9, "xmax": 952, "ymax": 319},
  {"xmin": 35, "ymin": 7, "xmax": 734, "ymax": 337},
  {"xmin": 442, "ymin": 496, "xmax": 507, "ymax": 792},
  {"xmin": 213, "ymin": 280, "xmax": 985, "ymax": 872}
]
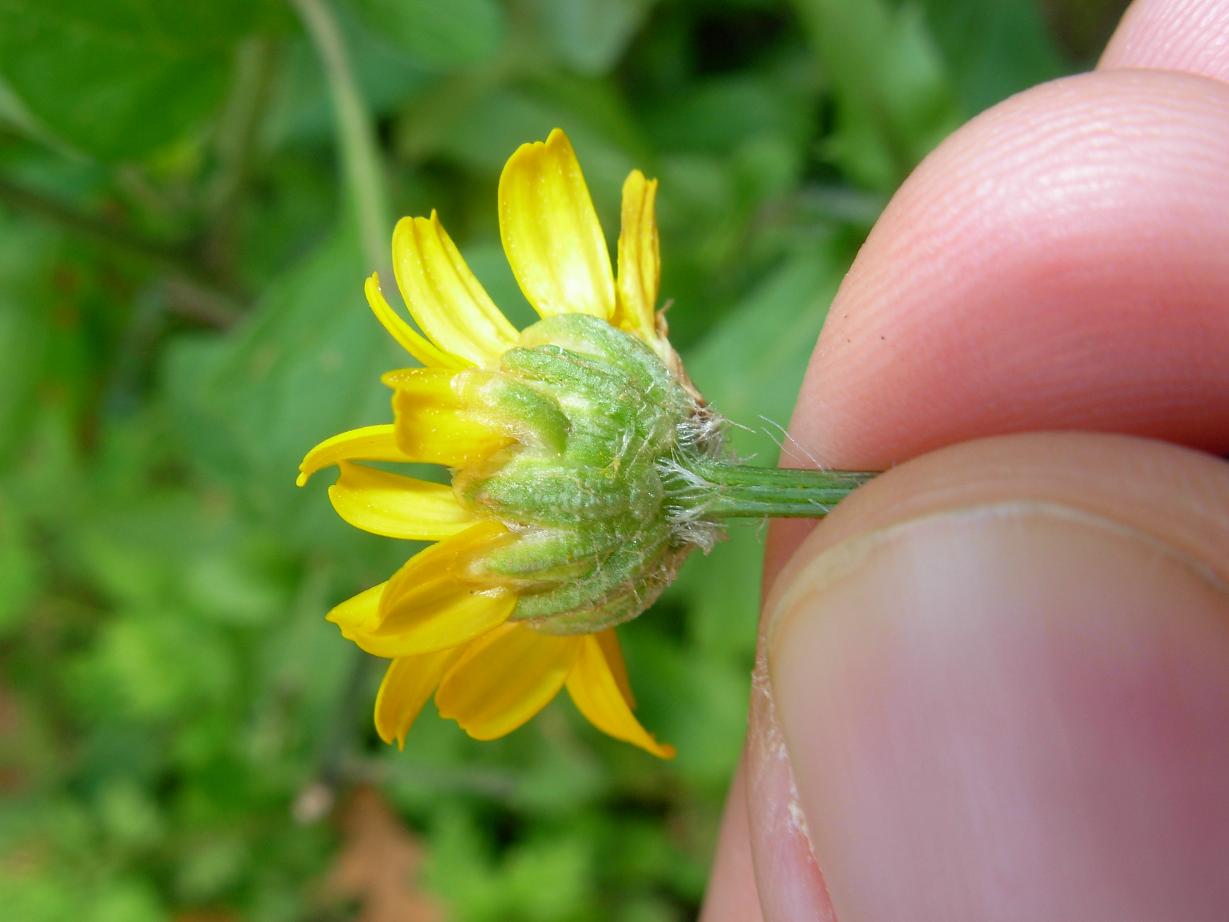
[{"xmin": 298, "ymin": 130, "xmax": 688, "ymax": 758}]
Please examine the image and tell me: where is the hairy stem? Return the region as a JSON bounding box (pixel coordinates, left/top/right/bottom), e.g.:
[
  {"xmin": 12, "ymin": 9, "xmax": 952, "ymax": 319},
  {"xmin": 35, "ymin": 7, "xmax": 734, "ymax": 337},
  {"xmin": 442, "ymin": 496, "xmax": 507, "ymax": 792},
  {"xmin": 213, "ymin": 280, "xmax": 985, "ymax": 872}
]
[{"xmin": 678, "ymin": 458, "xmax": 877, "ymax": 519}]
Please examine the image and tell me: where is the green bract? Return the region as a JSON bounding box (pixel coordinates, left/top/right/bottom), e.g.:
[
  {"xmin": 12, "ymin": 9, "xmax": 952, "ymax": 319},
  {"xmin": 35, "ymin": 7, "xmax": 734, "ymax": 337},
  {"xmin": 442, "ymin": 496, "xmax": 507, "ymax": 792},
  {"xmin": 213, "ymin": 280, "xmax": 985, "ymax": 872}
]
[{"xmin": 453, "ymin": 314, "xmax": 726, "ymax": 634}]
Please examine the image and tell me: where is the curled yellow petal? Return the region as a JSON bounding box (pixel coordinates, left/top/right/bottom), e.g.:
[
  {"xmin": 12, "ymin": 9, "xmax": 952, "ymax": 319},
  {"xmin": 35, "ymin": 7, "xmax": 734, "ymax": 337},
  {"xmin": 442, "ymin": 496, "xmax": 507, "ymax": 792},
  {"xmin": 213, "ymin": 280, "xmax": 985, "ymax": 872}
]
[
  {"xmin": 614, "ymin": 170, "xmax": 660, "ymax": 343},
  {"xmin": 344, "ymin": 592, "xmax": 512, "ymax": 659},
  {"xmin": 384, "ymin": 367, "xmax": 512, "ymax": 466},
  {"xmin": 392, "ymin": 213, "xmax": 518, "ymax": 365},
  {"xmin": 374, "ymin": 650, "xmax": 461, "ymax": 749},
  {"xmin": 436, "ymin": 624, "xmax": 582, "ymax": 740},
  {"xmin": 328, "ymin": 461, "xmax": 476, "ymax": 541},
  {"xmin": 498, "ymin": 128, "xmax": 615, "ymax": 320},
  {"xmin": 364, "ymin": 273, "xmax": 468, "ymax": 370},
  {"xmin": 363, "ymin": 521, "xmax": 515, "ymax": 655},
  {"xmin": 297, "ymin": 424, "xmax": 408, "ymax": 487},
  {"xmin": 566, "ymin": 631, "xmax": 675, "ymax": 759},
  {"xmin": 324, "ymin": 581, "xmax": 385, "ymax": 635},
  {"xmin": 327, "ymin": 580, "xmax": 493, "ymax": 661}
]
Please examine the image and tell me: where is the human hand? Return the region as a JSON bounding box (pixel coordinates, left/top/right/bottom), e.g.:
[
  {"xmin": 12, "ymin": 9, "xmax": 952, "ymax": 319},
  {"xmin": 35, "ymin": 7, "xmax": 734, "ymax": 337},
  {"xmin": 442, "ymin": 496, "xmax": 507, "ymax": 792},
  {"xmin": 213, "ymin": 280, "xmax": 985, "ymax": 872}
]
[{"xmin": 702, "ymin": 1, "xmax": 1229, "ymax": 919}]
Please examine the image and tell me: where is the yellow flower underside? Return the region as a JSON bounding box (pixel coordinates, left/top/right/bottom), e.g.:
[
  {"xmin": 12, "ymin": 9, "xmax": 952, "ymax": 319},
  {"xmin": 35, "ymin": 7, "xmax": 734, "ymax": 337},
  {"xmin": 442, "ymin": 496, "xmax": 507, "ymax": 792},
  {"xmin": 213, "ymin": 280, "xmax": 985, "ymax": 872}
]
[
  {"xmin": 363, "ymin": 274, "xmax": 465, "ymax": 370},
  {"xmin": 328, "ymin": 461, "xmax": 475, "ymax": 541},
  {"xmin": 499, "ymin": 129, "xmax": 616, "ymax": 321},
  {"xmin": 298, "ymin": 128, "xmax": 672, "ymax": 757},
  {"xmin": 392, "ymin": 212, "xmax": 519, "ymax": 364},
  {"xmin": 376, "ymin": 625, "xmax": 672, "ymax": 758},
  {"xmin": 614, "ymin": 170, "xmax": 660, "ymax": 342},
  {"xmin": 382, "ymin": 367, "xmax": 513, "ymax": 466},
  {"xmin": 297, "ymin": 424, "xmax": 408, "ymax": 487}
]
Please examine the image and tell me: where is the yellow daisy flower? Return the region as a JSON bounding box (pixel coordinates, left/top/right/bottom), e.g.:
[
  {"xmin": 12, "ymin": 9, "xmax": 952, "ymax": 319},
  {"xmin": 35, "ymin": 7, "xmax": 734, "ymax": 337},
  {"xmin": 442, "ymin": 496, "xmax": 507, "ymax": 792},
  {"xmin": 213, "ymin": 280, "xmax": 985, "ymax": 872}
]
[{"xmin": 298, "ymin": 129, "xmax": 693, "ymax": 758}]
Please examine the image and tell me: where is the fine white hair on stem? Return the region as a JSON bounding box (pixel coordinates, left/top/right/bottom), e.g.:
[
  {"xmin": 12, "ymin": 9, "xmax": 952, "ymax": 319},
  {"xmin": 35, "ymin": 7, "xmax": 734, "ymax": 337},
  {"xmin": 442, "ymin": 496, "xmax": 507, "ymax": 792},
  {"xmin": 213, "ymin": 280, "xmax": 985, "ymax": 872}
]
[
  {"xmin": 657, "ymin": 456, "xmax": 724, "ymax": 553},
  {"xmin": 758, "ymin": 415, "xmax": 822, "ymax": 470}
]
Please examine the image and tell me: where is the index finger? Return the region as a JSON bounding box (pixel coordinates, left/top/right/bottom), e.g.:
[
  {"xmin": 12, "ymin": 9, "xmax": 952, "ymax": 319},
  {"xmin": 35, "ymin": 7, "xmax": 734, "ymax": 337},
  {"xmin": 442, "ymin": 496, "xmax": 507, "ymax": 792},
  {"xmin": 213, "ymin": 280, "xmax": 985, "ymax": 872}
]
[
  {"xmin": 1101, "ymin": 0, "xmax": 1229, "ymax": 81},
  {"xmin": 786, "ymin": 67, "xmax": 1229, "ymax": 475}
]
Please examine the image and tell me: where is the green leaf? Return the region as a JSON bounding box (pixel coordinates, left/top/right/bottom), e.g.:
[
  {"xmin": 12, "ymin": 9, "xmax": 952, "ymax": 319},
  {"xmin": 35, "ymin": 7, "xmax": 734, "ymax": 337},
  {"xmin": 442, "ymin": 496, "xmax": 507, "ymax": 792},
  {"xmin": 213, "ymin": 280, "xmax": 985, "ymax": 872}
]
[
  {"xmin": 69, "ymin": 610, "xmax": 235, "ymax": 722},
  {"xmin": 644, "ymin": 72, "xmax": 812, "ymax": 156},
  {"xmin": 0, "ymin": 219, "xmax": 53, "ymax": 464},
  {"xmin": 422, "ymin": 78, "xmax": 646, "ymax": 197},
  {"xmin": 0, "ymin": 1, "xmax": 274, "ymax": 160},
  {"xmin": 914, "ymin": 0, "xmax": 1064, "ymax": 113},
  {"xmin": 622, "ymin": 631, "xmax": 748, "ymax": 791},
  {"xmin": 528, "ymin": 0, "xmax": 655, "ymax": 75},
  {"xmin": 688, "ymin": 244, "xmax": 850, "ymax": 466},
  {"xmin": 162, "ymin": 228, "xmax": 400, "ymax": 528},
  {"xmin": 791, "ymin": 0, "xmax": 962, "ymax": 190},
  {"xmin": 349, "ymin": 0, "xmax": 504, "ymax": 70},
  {"xmin": 0, "ymin": 495, "xmax": 42, "ymax": 638}
]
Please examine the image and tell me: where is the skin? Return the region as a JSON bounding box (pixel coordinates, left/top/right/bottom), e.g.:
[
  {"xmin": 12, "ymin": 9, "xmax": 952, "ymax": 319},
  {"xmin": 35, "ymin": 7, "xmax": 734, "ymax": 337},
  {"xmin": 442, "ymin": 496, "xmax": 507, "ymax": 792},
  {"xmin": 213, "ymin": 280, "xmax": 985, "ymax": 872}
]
[{"xmin": 700, "ymin": 1, "xmax": 1229, "ymax": 919}]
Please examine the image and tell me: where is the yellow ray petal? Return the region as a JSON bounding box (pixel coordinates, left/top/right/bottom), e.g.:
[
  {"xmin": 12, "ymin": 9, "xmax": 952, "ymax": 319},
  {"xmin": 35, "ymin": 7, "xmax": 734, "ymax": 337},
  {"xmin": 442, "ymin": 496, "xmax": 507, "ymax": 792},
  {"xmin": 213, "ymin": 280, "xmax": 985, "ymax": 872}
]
[
  {"xmin": 392, "ymin": 213, "xmax": 518, "ymax": 365},
  {"xmin": 297, "ymin": 424, "xmax": 408, "ymax": 487},
  {"xmin": 385, "ymin": 367, "xmax": 513, "ymax": 466},
  {"xmin": 360, "ymin": 521, "xmax": 514, "ymax": 655},
  {"xmin": 435, "ymin": 623, "xmax": 582, "ymax": 740},
  {"xmin": 324, "ymin": 581, "xmax": 385, "ymax": 635},
  {"xmin": 594, "ymin": 628, "xmax": 633, "ymax": 706},
  {"xmin": 566, "ymin": 631, "xmax": 675, "ymax": 758},
  {"xmin": 348, "ymin": 590, "xmax": 513, "ymax": 659},
  {"xmin": 498, "ymin": 128, "xmax": 615, "ymax": 320},
  {"xmin": 364, "ymin": 273, "xmax": 468, "ymax": 370},
  {"xmin": 614, "ymin": 170, "xmax": 660, "ymax": 342},
  {"xmin": 328, "ymin": 461, "xmax": 477, "ymax": 541},
  {"xmin": 374, "ymin": 650, "xmax": 462, "ymax": 749},
  {"xmin": 325, "ymin": 582, "xmax": 478, "ymax": 661}
]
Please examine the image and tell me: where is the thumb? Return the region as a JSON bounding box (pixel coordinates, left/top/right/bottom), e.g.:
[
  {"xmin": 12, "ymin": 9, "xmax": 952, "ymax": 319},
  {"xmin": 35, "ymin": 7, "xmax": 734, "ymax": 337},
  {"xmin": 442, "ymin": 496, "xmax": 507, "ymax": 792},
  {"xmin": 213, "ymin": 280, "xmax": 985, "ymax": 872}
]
[{"xmin": 762, "ymin": 432, "xmax": 1229, "ymax": 922}]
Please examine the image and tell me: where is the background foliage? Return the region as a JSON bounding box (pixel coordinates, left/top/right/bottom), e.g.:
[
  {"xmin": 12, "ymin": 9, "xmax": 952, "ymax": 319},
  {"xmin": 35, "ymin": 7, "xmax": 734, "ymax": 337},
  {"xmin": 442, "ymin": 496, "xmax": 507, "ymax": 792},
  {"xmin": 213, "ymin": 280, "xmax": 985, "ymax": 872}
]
[{"xmin": 0, "ymin": 1, "xmax": 1121, "ymax": 918}]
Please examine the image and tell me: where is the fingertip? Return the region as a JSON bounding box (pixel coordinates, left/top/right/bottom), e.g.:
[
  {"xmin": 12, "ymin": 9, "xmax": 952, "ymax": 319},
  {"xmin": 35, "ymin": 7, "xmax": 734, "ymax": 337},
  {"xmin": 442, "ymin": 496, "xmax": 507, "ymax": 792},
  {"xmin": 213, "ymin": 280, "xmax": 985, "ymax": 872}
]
[
  {"xmin": 791, "ymin": 70, "xmax": 1229, "ymax": 470},
  {"xmin": 700, "ymin": 759, "xmax": 769, "ymax": 922},
  {"xmin": 1101, "ymin": 0, "xmax": 1229, "ymax": 83},
  {"xmin": 764, "ymin": 433, "xmax": 1229, "ymax": 921}
]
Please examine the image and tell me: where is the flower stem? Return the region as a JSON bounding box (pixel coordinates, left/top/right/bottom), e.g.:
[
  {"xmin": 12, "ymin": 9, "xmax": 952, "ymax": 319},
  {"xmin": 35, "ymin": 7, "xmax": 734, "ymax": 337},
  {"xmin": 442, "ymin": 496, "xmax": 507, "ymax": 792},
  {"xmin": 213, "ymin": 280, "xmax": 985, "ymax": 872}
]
[
  {"xmin": 291, "ymin": 0, "xmax": 390, "ymax": 272},
  {"xmin": 685, "ymin": 459, "xmax": 876, "ymax": 519}
]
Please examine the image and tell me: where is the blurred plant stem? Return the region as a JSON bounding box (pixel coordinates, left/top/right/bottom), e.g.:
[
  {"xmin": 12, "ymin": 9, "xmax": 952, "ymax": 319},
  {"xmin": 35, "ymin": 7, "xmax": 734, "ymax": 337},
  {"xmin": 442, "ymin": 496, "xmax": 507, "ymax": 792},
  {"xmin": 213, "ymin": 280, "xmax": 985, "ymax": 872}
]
[{"xmin": 291, "ymin": 0, "xmax": 391, "ymax": 274}]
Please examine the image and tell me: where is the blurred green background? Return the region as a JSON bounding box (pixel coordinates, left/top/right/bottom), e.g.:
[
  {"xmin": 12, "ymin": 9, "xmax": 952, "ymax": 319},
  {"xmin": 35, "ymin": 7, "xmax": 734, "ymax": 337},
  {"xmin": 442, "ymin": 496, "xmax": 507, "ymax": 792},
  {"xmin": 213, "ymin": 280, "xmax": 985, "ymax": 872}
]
[{"xmin": 0, "ymin": 1, "xmax": 1124, "ymax": 919}]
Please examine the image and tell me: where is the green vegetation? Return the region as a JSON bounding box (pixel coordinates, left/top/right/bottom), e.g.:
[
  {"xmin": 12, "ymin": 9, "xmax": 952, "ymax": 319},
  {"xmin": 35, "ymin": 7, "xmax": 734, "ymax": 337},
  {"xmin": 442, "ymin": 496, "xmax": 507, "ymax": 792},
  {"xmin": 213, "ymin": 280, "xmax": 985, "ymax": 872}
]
[{"xmin": 0, "ymin": 1, "xmax": 1106, "ymax": 918}]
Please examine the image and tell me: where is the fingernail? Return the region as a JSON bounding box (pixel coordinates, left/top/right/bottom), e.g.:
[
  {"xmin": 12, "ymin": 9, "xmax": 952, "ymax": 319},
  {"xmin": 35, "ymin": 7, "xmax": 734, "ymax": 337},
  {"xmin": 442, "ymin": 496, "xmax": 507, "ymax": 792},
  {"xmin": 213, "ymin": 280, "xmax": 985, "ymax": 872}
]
[{"xmin": 768, "ymin": 503, "xmax": 1229, "ymax": 922}]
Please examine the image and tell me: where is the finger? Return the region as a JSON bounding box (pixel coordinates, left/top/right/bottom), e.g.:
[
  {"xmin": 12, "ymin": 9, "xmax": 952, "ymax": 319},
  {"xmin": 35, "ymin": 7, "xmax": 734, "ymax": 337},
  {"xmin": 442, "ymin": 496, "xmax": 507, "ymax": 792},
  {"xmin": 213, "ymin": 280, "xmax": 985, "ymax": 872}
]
[
  {"xmin": 699, "ymin": 758, "xmax": 770, "ymax": 922},
  {"xmin": 1101, "ymin": 0, "xmax": 1229, "ymax": 82},
  {"xmin": 787, "ymin": 69, "xmax": 1229, "ymax": 475},
  {"xmin": 765, "ymin": 67, "xmax": 1229, "ymax": 588},
  {"xmin": 763, "ymin": 432, "xmax": 1229, "ymax": 921}
]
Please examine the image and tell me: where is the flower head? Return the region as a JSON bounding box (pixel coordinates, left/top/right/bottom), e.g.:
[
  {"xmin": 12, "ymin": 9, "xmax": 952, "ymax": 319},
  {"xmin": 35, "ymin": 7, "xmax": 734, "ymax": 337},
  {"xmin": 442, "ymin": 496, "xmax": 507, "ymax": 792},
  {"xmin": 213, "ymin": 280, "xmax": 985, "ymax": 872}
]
[{"xmin": 298, "ymin": 130, "xmax": 727, "ymax": 757}]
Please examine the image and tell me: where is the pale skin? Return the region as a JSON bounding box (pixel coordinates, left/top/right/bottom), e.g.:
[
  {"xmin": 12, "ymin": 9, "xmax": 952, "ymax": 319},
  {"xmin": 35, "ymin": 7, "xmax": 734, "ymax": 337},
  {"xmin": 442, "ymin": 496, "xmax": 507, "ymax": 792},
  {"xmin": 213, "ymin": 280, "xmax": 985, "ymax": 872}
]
[{"xmin": 701, "ymin": 1, "xmax": 1229, "ymax": 919}]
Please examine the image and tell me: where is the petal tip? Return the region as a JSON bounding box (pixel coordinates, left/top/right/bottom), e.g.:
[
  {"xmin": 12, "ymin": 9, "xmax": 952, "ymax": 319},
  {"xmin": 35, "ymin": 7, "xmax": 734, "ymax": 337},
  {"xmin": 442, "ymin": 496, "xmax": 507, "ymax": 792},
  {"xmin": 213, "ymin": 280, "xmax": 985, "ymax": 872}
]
[{"xmin": 651, "ymin": 741, "xmax": 677, "ymax": 760}]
